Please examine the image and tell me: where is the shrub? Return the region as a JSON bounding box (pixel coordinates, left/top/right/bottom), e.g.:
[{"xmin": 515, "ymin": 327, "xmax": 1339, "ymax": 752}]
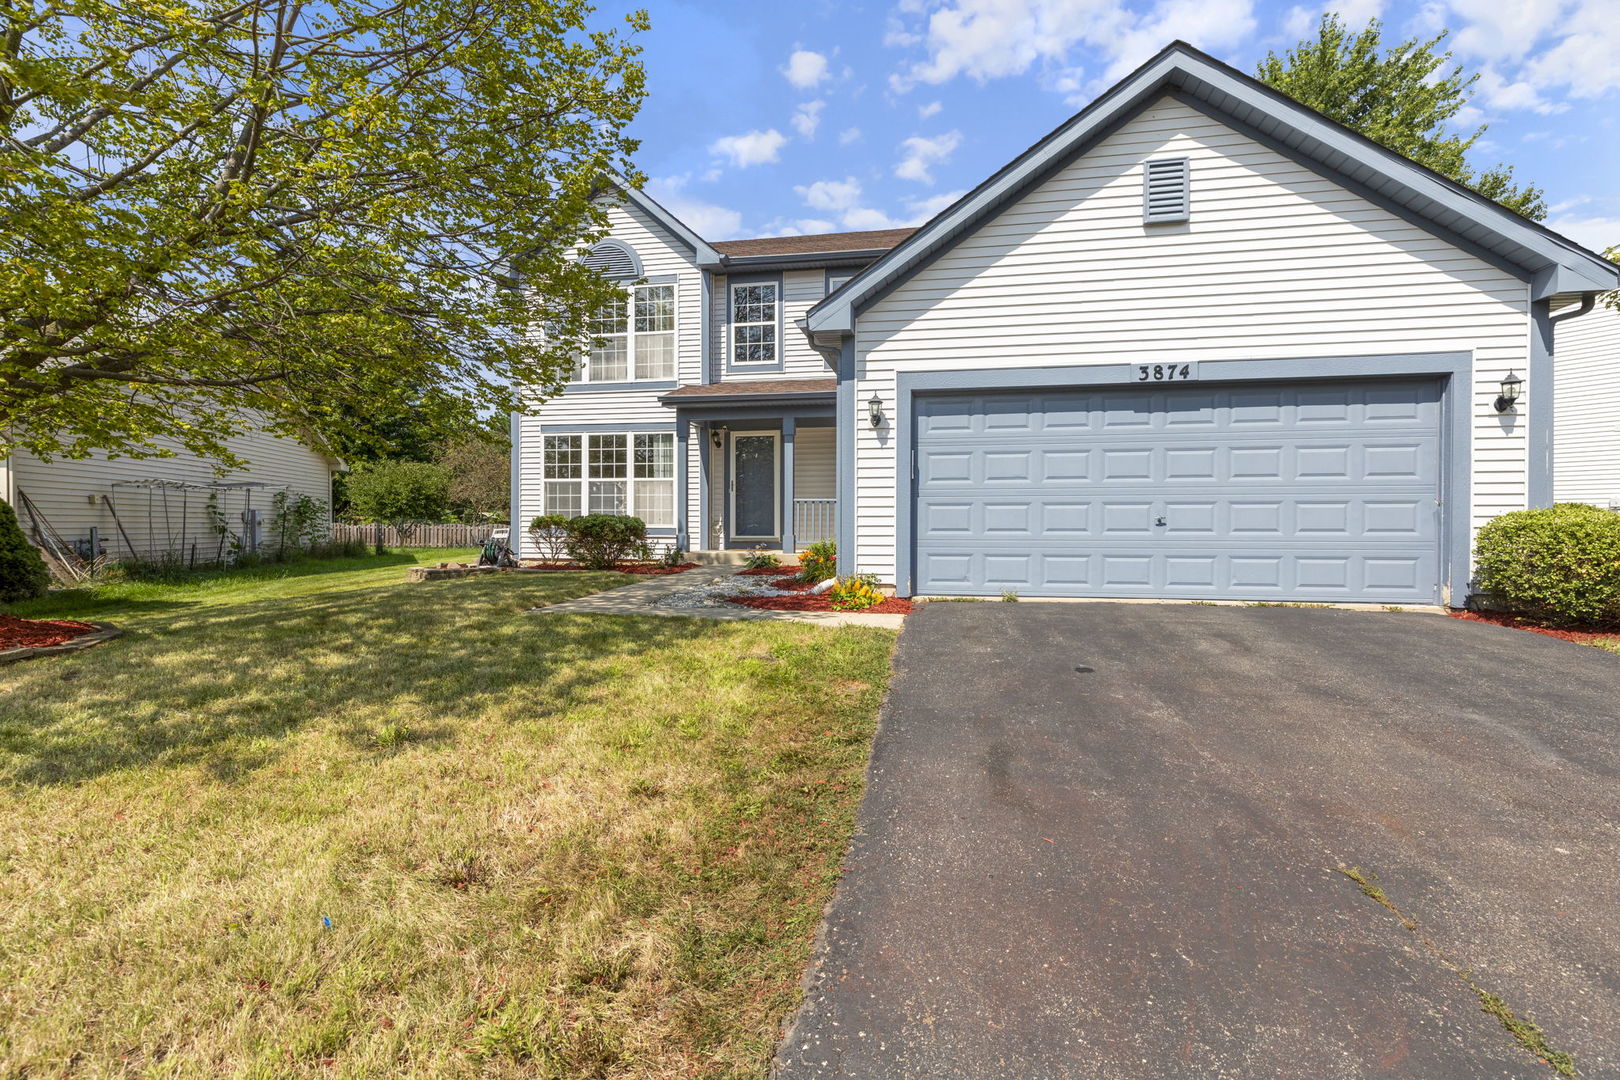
[
  {"xmin": 1474, "ymin": 503, "xmax": 1620, "ymax": 627},
  {"xmin": 346, "ymin": 460, "xmax": 452, "ymax": 543},
  {"xmin": 528, "ymin": 514, "xmax": 571, "ymax": 563},
  {"xmin": 662, "ymin": 544, "xmax": 687, "ymax": 569},
  {"xmin": 0, "ymin": 498, "xmax": 51, "ymax": 602},
  {"xmin": 743, "ymin": 547, "xmax": 779, "ymax": 571},
  {"xmin": 563, "ymin": 515, "xmax": 647, "ymax": 570},
  {"xmin": 798, "ymin": 540, "xmax": 836, "ymax": 583},
  {"xmin": 828, "ymin": 574, "xmax": 883, "ymax": 612}
]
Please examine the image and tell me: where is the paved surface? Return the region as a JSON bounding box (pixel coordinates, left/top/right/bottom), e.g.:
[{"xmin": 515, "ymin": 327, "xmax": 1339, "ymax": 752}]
[
  {"xmin": 532, "ymin": 566, "xmax": 908, "ymax": 628},
  {"xmin": 776, "ymin": 603, "xmax": 1620, "ymax": 1080}
]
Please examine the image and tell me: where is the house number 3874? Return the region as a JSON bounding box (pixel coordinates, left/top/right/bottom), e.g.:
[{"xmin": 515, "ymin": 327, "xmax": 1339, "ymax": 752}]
[{"xmin": 1135, "ymin": 362, "xmax": 1197, "ymax": 382}]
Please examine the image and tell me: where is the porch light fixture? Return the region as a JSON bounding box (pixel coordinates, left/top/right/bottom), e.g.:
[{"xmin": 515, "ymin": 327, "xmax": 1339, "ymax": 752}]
[
  {"xmin": 868, "ymin": 393, "xmax": 884, "ymax": 429},
  {"xmin": 1494, "ymin": 371, "xmax": 1523, "ymax": 413},
  {"xmin": 710, "ymin": 426, "xmax": 725, "ymax": 449}
]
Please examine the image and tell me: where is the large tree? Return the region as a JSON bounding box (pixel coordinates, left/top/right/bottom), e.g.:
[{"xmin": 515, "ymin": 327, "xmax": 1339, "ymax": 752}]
[
  {"xmin": 1, "ymin": 0, "xmax": 646, "ymax": 466},
  {"xmin": 1258, "ymin": 15, "xmax": 1546, "ymax": 220}
]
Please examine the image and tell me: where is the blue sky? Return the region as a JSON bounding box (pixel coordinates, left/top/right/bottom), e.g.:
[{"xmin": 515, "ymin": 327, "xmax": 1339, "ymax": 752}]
[{"xmin": 608, "ymin": 0, "xmax": 1619, "ymax": 253}]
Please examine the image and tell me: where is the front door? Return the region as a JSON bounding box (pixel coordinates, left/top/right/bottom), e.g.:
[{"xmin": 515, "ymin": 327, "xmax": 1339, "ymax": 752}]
[{"xmin": 730, "ymin": 431, "xmax": 780, "ymax": 541}]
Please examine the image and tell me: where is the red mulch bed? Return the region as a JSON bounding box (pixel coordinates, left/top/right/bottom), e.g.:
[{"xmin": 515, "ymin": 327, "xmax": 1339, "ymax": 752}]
[
  {"xmin": 737, "ymin": 565, "xmax": 801, "ymax": 576},
  {"xmin": 0, "ymin": 614, "xmax": 98, "ymax": 650},
  {"xmin": 727, "ymin": 592, "xmax": 913, "ymax": 615},
  {"xmin": 1448, "ymin": 609, "xmax": 1620, "ymax": 645},
  {"xmin": 518, "ymin": 561, "xmax": 699, "ymax": 575}
]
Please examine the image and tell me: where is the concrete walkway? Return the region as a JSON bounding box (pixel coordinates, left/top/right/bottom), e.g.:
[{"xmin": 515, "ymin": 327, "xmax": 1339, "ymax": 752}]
[{"xmin": 532, "ymin": 565, "xmax": 907, "ymax": 628}]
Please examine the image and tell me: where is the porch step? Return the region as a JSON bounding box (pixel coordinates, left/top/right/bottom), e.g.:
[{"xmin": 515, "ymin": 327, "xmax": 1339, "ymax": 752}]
[{"xmin": 688, "ymin": 550, "xmax": 752, "ymax": 566}]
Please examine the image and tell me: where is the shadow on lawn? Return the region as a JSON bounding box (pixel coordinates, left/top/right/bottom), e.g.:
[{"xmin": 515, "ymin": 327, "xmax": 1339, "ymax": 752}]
[{"xmin": 0, "ymin": 575, "xmax": 725, "ymax": 787}]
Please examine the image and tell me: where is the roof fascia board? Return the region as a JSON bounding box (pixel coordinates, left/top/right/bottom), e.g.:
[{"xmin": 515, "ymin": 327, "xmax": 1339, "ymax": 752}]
[
  {"xmin": 718, "ymin": 249, "xmax": 892, "ymax": 272},
  {"xmin": 608, "ymin": 180, "xmax": 723, "ymax": 268}
]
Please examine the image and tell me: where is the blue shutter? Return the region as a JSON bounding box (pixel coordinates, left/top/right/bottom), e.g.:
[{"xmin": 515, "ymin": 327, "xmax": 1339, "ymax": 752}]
[{"xmin": 1142, "ymin": 158, "xmax": 1190, "ymax": 223}]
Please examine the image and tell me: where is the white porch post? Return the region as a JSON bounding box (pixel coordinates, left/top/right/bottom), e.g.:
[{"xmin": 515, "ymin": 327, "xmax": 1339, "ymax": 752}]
[{"xmin": 781, "ymin": 416, "xmax": 796, "ymax": 555}]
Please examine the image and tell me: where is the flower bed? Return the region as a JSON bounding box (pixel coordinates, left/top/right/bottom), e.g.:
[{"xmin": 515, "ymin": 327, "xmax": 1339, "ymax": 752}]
[
  {"xmin": 1448, "ymin": 609, "xmax": 1620, "ymax": 647},
  {"xmin": 736, "ymin": 565, "xmax": 800, "ymax": 576},
  {"xmin": 519, "ymin": 561, "xmax": 700, "ymax": 575},
  {"xmin": 0, "ymin": 614, "xmax": 99, "ymax": 650},
  {"xmin": 727, "ymin": 593, "xmax": 913, "ymax": 615}
]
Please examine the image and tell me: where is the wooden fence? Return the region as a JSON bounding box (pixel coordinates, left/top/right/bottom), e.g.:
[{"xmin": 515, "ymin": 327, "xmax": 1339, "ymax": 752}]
[{"xmin": 329, "ymin": 522, "xmax": 495, "ymax": 549}]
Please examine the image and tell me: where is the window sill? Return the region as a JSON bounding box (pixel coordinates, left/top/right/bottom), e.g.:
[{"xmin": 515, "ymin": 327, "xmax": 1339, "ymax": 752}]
[{"xmin": 563, "ymin": 379, "xmax": 678, "ymax": 393}]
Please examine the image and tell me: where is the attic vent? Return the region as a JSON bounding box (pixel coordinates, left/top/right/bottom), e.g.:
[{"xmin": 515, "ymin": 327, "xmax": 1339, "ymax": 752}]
[
  {"xmin": 580, "ymin": 239, "xmax": 643, "ymax": 280},
  {"xmin": 1143, "ymin": 157, "xmax": 1191, "ymax": 223}
]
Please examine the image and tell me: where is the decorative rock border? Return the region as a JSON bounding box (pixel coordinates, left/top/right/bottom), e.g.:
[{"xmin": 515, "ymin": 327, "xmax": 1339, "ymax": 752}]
[
  {"xmin": 406, "ymin": 565, "xmax": 498, "ymax": 582},
  {"xmin": 0, "ymin": 621, "xmax": 124, "ymax": 665}
]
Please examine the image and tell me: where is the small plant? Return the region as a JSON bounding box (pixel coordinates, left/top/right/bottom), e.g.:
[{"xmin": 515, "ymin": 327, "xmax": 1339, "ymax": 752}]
[
  {"xmin": 1001, "ymin": 589, "xmax": 1019, "ymax": 602},
  {"xmin": 528, "ymin": 514, "xmax": 571, "ymax": 563},
  {"xmin": 372, "ymin": 722, "xmax": 410, "ymax": 749},
  {"xmin": 563, "ymin": 514, "xmax": 647, "ymax": 570},
  {"xmin": 743, "ymin": 547, "xmax": 780, "ymax": 571},
  {"xmin": 829, "ymin": 573, "xmax": 883, "ymax": 611},
  {"xmin": 798, "ymin": 539, "xmax": 836, "ymax": 583},
  {"xmin": 1474, "ymin": 503, "xmax": 1620, "ymax": 628},
  {"xmin": 662, "ymin": 544, "xmax": 687, "ymax": 569}
]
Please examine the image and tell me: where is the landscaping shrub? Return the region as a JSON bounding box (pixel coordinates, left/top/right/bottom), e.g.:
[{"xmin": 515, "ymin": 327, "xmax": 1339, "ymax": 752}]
[
  {"xmin": 346, "ymin": 460, "xmax": 452, "ymax": 544},
  {"xmin": 1474, "ymin": 503, "xmax": 1620, "ymax": 627},
  {"xmin": 528, "ymin": 514, "xmax": 571, "ymax": 563},
  {"xmin": 798, "ymin": 539, "xmax": 836, "ymax": 583},
  {"xmin": 743, "ymin": 547, "xmax": 779, "ymax": 571},
  {"xmin": 563, "ymin": 515, "xmax": 647, "ymax": 570},
  {"xmin": 0, "ymin": 498, "xmax": 51, "ymax": 602},
  {"xmin": 828, "ymin": 574, "xmax": 883, "ymax": 612}
]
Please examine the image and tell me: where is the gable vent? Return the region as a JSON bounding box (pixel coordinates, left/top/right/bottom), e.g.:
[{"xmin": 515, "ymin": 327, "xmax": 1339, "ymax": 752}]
[
  {"xmin": 580, "ymin": 239, "xmax": 643, "ymax": 280},
  {"xmin": 1143, "ymin": 157, "xmax": 1191, "ymax": 223}
]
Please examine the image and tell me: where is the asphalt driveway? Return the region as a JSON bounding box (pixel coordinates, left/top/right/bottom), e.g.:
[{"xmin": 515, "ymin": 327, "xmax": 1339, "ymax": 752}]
[{"xmin": 775, "ymin": 603, "xmax": 1620, "ymax": 1079}]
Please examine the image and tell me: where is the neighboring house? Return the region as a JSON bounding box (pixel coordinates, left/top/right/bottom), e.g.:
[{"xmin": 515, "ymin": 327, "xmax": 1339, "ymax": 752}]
[
  {"xmin": 1553, "ymin": 293, "xmax": 1620, "ymax": 508},
  {"xmin": 511, "ymin": 41, "xmax": 1619, "ymax": 606},
  {"xmin": 1, "ymin": 423, "xmax": 340, "ymax": 571}
]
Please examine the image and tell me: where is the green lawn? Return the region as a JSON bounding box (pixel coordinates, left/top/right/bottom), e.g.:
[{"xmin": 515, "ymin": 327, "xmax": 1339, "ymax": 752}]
[{"xmin": 0, "ymin": 550, "xmax": 897, "ymax": 1077}]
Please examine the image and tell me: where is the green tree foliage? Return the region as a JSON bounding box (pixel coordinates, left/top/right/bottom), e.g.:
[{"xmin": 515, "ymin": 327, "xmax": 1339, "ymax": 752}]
[
  {"xmin": 1258, "ymin": 15, "xmax": 1546, "ymax": 219},
  {"xmin": 345, "ymin": 461, "xmax": 452, "ymax": 542},
  {"xmin": 436, "ymin": 431, "xmax": 509, "ymax": 522},
  {"xmin": 1, "ymin": 0, "xmax": 648, "ymax": 466},
  {"xmin": 0, "ymin": 498, "xmax": 52, "ymax": 602}
]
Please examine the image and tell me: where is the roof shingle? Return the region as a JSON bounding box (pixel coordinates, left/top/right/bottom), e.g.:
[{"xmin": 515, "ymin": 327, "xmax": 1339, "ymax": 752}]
[
  {"xmin": 711, "ymin": 229, "xmax": 914, "ymax": 258},
  {"xmin": 661, "ymin": 378, "xmax": 835, "ymax": 399}
]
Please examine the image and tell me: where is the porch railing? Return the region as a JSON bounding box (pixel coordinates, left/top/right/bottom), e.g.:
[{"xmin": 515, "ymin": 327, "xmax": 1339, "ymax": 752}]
[{"xmin": 792, "ymin": 499, "xmax": 836, "ymax": 547}]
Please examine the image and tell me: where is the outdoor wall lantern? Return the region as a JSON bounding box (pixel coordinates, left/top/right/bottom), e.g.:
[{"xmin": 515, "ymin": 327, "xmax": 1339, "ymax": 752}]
[
  {"xmin": 1494, "ymin": 370, "xmax": 1523, "ymax": 413},
  {"xmin": 710, "ymin": 426, "xmax": 725, "ymax": 449},
  {"xmin": 868, "ymin": 393, "xmax": 885, "ymax": 428}
]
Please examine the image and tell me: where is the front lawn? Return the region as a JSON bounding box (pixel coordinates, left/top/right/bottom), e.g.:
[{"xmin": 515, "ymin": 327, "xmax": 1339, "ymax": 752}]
[{"xmin": 0, "ymin": 550, "xmax": 896, "ymax": 1077}]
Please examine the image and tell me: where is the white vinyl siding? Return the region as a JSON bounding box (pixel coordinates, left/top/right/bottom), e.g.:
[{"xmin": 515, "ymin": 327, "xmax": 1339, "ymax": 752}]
[
  {"xmin": 793, "ymin": 425, "xmax": 836, "ymax": 500},
  {"xmin": 851, "ymin": 94, "xmax": 1529, "ymax": 585},
  {"xmin": 709, "ymin": 268, "xmax": 840, "ymax": 381},
  {"xmin": 1553, "ymin": 296, "xmax": 1620, "ymax": 508}
]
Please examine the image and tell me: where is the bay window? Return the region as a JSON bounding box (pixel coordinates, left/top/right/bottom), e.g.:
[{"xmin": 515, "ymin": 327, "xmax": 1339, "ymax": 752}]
[
  {"xmin": 578, "ymin": 283, "xmax": 675, "ymax": 382},
  {"xmin": 542, "ymin": 432, "xmax": 674, "ymax": 528}
]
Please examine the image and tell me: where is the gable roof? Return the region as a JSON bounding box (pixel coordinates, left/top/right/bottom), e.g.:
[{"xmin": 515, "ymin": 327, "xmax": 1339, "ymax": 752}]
[
  {"xmin": 806, "ymin": 41, "xmax": 1620, "ymax": 336},
  {"xmin": 713, "ymin": 229, "xmax": 915, "ymax": 258},
  {"xmin": 604, "ymin": 179, "xmax": 724, "ymax": 268}
]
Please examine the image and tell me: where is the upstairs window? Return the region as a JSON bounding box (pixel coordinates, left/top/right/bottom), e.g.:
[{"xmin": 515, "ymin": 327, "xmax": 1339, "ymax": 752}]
[
  {"xmin": 730, "ymin": 281, "xmax": 779, "ymax": 366},
  {"xmin": 542, "ymin": 432, "xmax": 674, "ymax": 527},
  {"xmin": 579, "ymin": 283, "xmax": 676, "ymax": 382},
  {"xmin": 825, "ymin": 271, "xmax": 855, "ymax": 295}
]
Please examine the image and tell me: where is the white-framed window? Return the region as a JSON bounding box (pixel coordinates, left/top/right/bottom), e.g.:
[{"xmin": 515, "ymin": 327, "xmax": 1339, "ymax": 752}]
[
  {"xmin": 730, "ymin": 281, "xmax": 778, "ymax": 366},
  {"xmin": 825, "ymin": 271, "xmax": 855, "ymax": 295},
  {"xmin": 578, "ymin": 282, "xmax": 676, "ymax": 382},
  {"xmin": 542, "ymin": 432, "xmax": 674, "ymax": 527}
]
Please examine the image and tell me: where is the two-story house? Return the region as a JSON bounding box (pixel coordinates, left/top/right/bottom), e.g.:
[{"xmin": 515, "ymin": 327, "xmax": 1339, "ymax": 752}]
[{"xmin": 510, "ymin": 41, "xmax": 1619, "ymax": 607}]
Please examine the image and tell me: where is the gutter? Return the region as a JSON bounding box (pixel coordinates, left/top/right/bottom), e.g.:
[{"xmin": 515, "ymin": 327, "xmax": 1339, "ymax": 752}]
[{"xmin": 1548, "ymin": 292, "xmax": 1598, "ymax": 324}]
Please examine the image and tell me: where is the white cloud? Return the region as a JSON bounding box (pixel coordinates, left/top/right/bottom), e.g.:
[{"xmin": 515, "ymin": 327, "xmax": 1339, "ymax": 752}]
[
  {"xmin": 796, "ymin": 176, "xmax": 865, "ymax": 214},
  {"xmin": 709, "ymin": 128, "xmax": 788, "ymax": 168},
  {"xmin": 843, "ymin": 206, "xmax": 910, "ymax": 230},
  {"xmin": 783, "ymin": 49, "xmax": 830, "ymax": 89},
  {"xmin": 792, "ymin": 100, "xmax": 826, "ymax": 139},
  {"xmin": 644, "ymin": 176, "xmax": 745, "ymax": 241},
  {"xmin": 1476, "ymin": 68, "xmax": 1566, "ymax": 115},
  {"xmin": 895, "ymin": 130, "xmax": 962, "ymax": 184},
  {"xmin": 904, "ymin": 189, "xmax": 967, "ymax": 221},
  {"xmin": 791, "ymin": 176, "xmax": 967, "ymax": 232},
  {"xmin": 1518, "ymin": 3, "xmax": 1620, "ymax": 100},
  {"xmin": 1545, "ymin": 215, "xmax": 1620, "ymax": 254},
  {"xmin": 838, "ymin": 126, "xmax": 863, "ymax": 145},
  {"xmin": 886, "ymin": 0, "xmax": 1254, "ymax": 94},
  {"xmin": 918, "ymin": 100, "xmax": 944, "ymax": 119}
]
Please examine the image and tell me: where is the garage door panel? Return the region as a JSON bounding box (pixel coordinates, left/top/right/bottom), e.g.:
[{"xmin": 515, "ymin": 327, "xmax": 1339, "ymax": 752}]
[{"xmin": 914, "ymin": 379, "xmax": 1443, "ymax": 602}]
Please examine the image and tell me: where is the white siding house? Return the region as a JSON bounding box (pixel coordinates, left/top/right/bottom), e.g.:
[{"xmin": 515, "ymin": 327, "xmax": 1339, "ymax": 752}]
[
  {"xmin": 512, "ymin": 41, "xmax": 1619, "ymax": 607},
  {"xmin": 1553, "ymin": 295, "xmax": 1620, "ymax": 508}
]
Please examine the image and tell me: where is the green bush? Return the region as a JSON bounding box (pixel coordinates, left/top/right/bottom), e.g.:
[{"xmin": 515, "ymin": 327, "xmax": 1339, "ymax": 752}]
[
  {"xmin": 528, "ymin": 514, "xmax": 571, "ymax": 563},
  {"xmin": 563, "ymin": 515, "xmax": 647, "ymax": 570},
  {"xmin": 743, "ymin": 547, "xmax": 779, "ymax": 571},
  {"xmin": 1474, "ymin": 503, "xmax": 1620, "ymax": 627},
  {"xmin": 798, "ymin": 540, "xmax": 836, "ymax": 583},
  {"xmin": 828, "ymin": 574, "xmax": 883, "ymax": 612},
  {"xmin": 0, "ymin": 498, "xmax": 51, "ymax": 603},
  {"xmin": 346, "ymin": 460, "xmax": 452, "ymax": 544}
]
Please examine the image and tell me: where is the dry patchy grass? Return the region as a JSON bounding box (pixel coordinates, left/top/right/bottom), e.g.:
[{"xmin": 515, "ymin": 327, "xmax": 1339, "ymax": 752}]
[{"xmin": 0, "ymin": 553, "xmax": 895, "ymax": 1077}]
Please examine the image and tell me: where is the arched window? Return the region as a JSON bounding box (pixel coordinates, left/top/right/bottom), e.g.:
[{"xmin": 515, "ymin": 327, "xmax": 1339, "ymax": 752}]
[{"xmin": 580, "ymin": 239, "xmax": 643, "ymax": 280}]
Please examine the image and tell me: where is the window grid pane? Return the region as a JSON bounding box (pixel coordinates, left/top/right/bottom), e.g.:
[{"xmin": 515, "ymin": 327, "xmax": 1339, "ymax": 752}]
[
  {"xmin": 544, "ymin": 481, "xmax": 582, "ymax": 518},
  {"xmin": 543, "ymin": 435, "xmax": 581, "ymax": 479},
  {"xmin": 634, "ymin": 285, "xmax": 675, "ymax": 332},
  {"xmin": 633, "ymin": 479, "xmax": 674, "ymax": 527},
  {"xmin": 589, "ymin": 480, "xmax": 627, "ymax": 515},
  {"xmin": 731, "ymin": 282, "xmax": 778, "ymax": 365},
  {"xmin": 635, "ymin": 332, "xmax": 674, "ymax": 379},
  {"xmin": 633, "ymin": 433, "xmax": 674, "ymax": 478},
  {"xmin": 588, "ymin": 434, "xmax": 627, "ymax": 478}
]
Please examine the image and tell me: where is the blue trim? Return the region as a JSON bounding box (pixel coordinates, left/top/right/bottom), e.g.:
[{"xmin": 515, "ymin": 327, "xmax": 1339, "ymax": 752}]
[
  {"xmin": 1528, "ymin": 300, "xmax": 1554, "ymax": 508},
  {"xmin": 823, "ymin": 268, "xmax": 857, "ymax": 297},
  {"xmin": 836, "ymin": 338, "xmax": 857, "ymax": 577},
  {"xmin": 670, "ymin": 404, "xmax": 834, "ymax": 423},
  {"xmin": 893, "ymin": 352, "xmax": 1474, "ymax": 606},
  {"xmin": 675, "ymin": 419, "xmax": 690, "ymax": 551},
  {"xmin": 698, "ymin": 423, "xmax": 712, "ymax": 549},
  {"xmin": 699, "ymin": 272, "xmax": 712, "ymax": 385},
  {"xmin": 562, "ymin": 379, "xmax": 678, "ymax": 394},
  {"xmin": 781, "ymin": 416, "xmax": 796, "ymax": 555},
  {"xmin": 534, "ymin": 421, "xmax": 676, "ymax": 434},
  {"xmin": 725, "ymin": 272, "xmax": 786, "ymax": 375},
  {"xmin": 508, "ymin": 411, "xmax": 522, "ymax": 556}
]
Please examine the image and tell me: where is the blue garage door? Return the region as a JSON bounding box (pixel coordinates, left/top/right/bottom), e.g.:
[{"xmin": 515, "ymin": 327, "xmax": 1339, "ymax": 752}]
[{"xmin": 913, "ymin": 379, "xmax": 1444, "ymax": 602}]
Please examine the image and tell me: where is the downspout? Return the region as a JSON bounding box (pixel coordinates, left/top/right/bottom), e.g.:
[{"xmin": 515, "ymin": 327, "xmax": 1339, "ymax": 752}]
[{"xmin": 1548, "ymin": 292, "xmax": 1597, "ymax": 324}]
